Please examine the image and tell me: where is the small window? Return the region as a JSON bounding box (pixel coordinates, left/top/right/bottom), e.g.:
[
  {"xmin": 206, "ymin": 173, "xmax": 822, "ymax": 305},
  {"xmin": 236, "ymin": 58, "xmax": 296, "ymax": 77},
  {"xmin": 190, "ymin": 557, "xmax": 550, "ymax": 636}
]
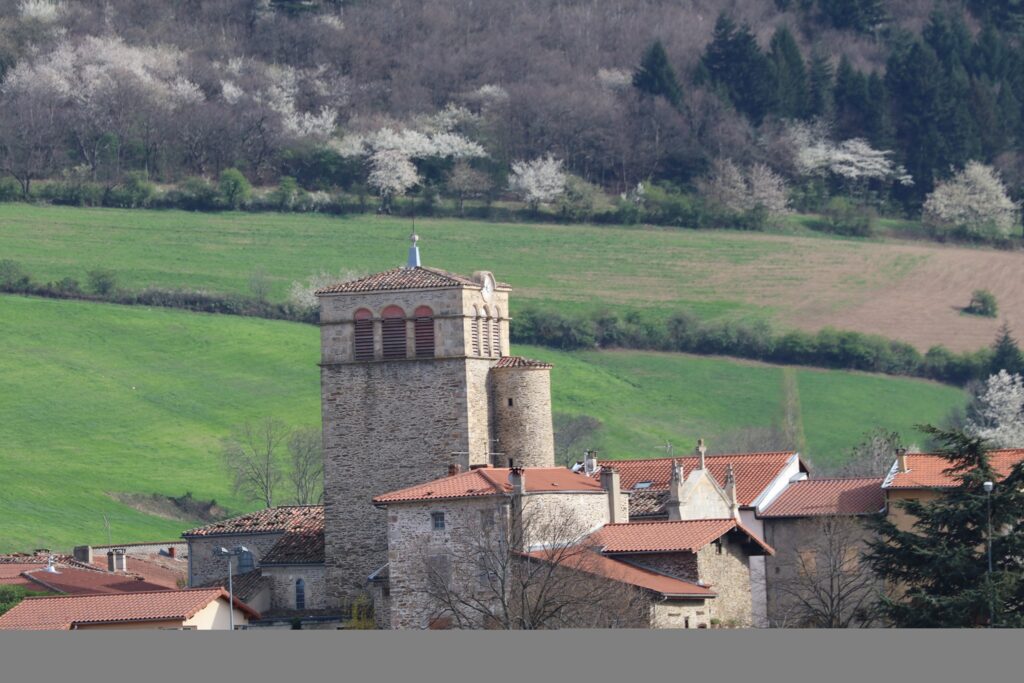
[
  {"xmin": 714, "ymin": 540, "xmax": 723, "ymax": 555},
  {"xmin": 634, "ymin": 481, "xmax": 653, "ymax": 490},
  {"xmin": 432, "ymin": 511, "xmax": 446, "ymax": 530},
  {"xmin": 237, "ymin": 550, "xmax": 254, "ymax": 573},
  {"xmin": 295, "ymin": 578, "xmax": 306, "ymax": 610},
  {"xmin": 507, "ymin": 398, "xmax": 514, "ymax": 407},
  {"xmin": 684, "ymin": 616, "xmax": 691, "ymax": 629}
]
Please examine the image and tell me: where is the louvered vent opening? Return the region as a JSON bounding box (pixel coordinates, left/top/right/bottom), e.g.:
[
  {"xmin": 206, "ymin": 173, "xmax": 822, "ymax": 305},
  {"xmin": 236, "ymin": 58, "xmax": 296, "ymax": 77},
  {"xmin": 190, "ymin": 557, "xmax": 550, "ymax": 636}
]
[
  {"xmin": 491, "ymin": 317, "xmax": 500, "ymax": 356},
  {"xmin": 382, "ymin": 306, "xmax": 407, "ymax": 359},
  {"xmin": 482, "ymin": 317, "xmax": 492, "ymax": 357},
  {"xmin": 354, "ymin": 309, "xmax": 374, "ymax": 361},
  {"xmin": 472, "ymin": 317, "xmax": 481, "ymax": 356},
  {"xmin": 414, "ymin": 306, "xmax": 435, "ymax": 358}
]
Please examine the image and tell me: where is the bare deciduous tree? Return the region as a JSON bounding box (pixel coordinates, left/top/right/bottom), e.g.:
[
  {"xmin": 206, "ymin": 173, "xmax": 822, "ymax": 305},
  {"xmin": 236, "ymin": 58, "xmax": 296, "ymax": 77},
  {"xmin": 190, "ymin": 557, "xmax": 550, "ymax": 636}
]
[
  {"xmin": 552, "ymin": 413, "xmax": 602, "ymax": 466},
  {"xmin": 288, "ymin": 426, "xmax": 324, "ymax": 505},
  {"xmin": 770, "ymin": 516, "xmax": 887, "ymax": 628},
  {"xmin": 828, "ymin": 428, "xmax": 903, "ymax": 478},
  {"xmin": 221, "ymin": 417, "xmax": 289, "ymax": 508},
  {"xmin": 410, "ymin": 498, "xmax": 650, "ymax": 629}
]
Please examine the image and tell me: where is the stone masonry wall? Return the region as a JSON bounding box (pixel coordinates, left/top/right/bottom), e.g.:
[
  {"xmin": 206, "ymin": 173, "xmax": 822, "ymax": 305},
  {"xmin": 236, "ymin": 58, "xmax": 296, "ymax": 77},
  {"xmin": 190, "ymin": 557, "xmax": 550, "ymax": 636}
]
[
  {"xmin": 260, "ymin": 565, "xmax": 328, "ymax": 611},
  {"xmin": 651, "ymin": 600, "xmax": 712, "ymax": 629},
  {"xmin": 322, "ymin": 358, "xmax": 493, "ymax": 607},
  {"xmin": 628, "ymin": 552, "xmax": 700, "ymax": 583},
  {"xmin": 696, "ymin": 535, "xmax": 754, "ymax": 627},
  {"xmin": 491, "ymin": 368, "xmax": 554, "ymax": 469},
  {"xmin": 187, "ymin": 533, "xmax": 282, "ymax": 587}
]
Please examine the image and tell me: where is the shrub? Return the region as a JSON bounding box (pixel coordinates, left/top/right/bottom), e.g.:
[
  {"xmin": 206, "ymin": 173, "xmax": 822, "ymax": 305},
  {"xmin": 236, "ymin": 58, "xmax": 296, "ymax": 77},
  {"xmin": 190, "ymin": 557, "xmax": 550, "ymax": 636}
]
[
  {"xmin": 105, "ymin": 171, "xmax": 156, "ymax": 208},
  {"xmin": 817, "ymin": 197, "xmax": 875, "ymax": 237},
  {"xmin": 219, "ymin": 168, "xmax": 252, "ymax": 209},
  {"xmin": 965, "ymin": 289, "xmax": 998, "ymax": 318},
  {"xmin": 269, "ymin": 176, "xmax": 302, "ymax": 211},
  {"xmin": 86, "ymin": 269, "xmax": 118, "ymax": 295},
  {"xmin": 170, "ymin": 177, "xmax": 221, "ymax": 211},
  {"xmin": 39, "ymin": 179, "xmax": 105, "ymax": 207},
  {"xmin": 0, "ymin": 177, "xmax": 21, "ymax": 201},
  {"xmin": 0, "ymin": 259, "xmax": 31, "ymax": 291}
]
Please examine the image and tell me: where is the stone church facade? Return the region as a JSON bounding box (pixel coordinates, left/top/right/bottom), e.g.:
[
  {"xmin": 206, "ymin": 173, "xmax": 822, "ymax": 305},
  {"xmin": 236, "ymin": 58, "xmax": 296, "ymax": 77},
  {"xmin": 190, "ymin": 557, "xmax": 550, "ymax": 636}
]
[{"xmin": 316, "ymin": 239, "xmax": 556, "ymax": 607}]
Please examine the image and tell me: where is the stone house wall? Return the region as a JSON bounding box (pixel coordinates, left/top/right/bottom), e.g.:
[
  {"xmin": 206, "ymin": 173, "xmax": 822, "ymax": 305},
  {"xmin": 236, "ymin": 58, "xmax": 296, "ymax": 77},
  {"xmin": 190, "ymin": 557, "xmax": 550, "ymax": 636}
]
[
  {"xmin": 650, "ymin": 600, "xmax": 713, "ymax": 629},
  {"xmin": 696, "ymin": 534, "xmax": 754, "ymax": 627},
  {"xmin": 260, "ymin": 565, "xmax": 328, "ymax": 611},
  {"xmin": 627, "ymin": 552, "xmax": 700, "ymax": 583},
  {"xmin": 186, "ymin": 533, "xmax": 283, "ymax": 587}
]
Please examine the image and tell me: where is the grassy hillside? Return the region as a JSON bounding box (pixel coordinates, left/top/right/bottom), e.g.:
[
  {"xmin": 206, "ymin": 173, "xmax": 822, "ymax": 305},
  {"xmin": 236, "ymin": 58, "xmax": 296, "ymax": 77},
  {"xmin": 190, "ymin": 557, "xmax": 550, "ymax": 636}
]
[
  {"xmin": 2, "ymin": 204, "xmax": 1022, "ymax": 351},
  {"xmin": 0, "ymin": 295, "xmax": 965, "ymax": 552}
]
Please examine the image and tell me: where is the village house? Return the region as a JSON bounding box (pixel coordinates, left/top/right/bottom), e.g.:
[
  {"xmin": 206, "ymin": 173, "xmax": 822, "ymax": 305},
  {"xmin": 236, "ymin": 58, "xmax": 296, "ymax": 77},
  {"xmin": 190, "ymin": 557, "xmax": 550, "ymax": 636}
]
[
  {"xmin": 1, "ymin": 548, "xmax": 184, "ymax": 597},
  {"xmin": 0, "ymin": 588, "xmax": 258, "ymax": 631},
  {"xmin": 757, "ymin": 477, "xmax": 887, "ymax": 627}
]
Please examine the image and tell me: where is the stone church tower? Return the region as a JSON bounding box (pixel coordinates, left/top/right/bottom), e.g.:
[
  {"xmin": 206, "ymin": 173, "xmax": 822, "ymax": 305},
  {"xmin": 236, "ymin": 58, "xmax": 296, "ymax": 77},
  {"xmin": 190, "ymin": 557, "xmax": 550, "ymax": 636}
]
[{"xmin": 316, "ymin": 237, "xmax": 555, "ymax": 606}]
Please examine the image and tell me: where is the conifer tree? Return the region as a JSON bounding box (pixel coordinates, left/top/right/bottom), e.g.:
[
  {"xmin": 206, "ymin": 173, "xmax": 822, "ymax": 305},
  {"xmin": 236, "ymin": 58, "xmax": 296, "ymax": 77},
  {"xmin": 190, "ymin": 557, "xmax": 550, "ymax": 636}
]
[
  {"xmin": 768, "ymin": 27, "xmax": 809, "ymax": 119},
  {"xmin": 633, "ymin": 40, "xmax": 683, "ymax": 111},
  {"xmin": 833, "ymin": 56, "xmax": 869, "ymax": 139},
  {"xmin": 806, "ymin": 51, "xmax": 834, "ymax": 119},
  {"xmin": 991, "ymin": 324, "xmax": 1024, "ymax": 377},
  {"xmin": 700, "ymin": 14, "xmax": 776, "ymax": 125},
  {"xmin": 863, "ymin": 426, "xmax": 1024, "ymax": 628}
]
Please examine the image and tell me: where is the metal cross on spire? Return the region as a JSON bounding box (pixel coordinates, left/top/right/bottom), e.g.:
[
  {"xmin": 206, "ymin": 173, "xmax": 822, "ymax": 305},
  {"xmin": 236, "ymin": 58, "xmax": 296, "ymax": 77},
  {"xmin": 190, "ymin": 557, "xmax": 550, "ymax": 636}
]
[{"xmin": 407, "ymin": 231, "xmax": 421, "ymax": 268}]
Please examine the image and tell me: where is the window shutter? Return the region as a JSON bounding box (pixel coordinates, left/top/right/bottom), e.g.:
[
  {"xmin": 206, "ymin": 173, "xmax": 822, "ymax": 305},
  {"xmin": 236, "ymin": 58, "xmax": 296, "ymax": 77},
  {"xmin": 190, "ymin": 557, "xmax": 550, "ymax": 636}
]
[
  {"xmin": 414, "ymin": 306, "xmax": 435, "ymax": 358},
  {"xmin": 354, "ymin": 308, "xmax": 374, "ymax": 361},
  {"xmin": 381, "ymin": 306, "xmax": 406, "ymax": 359}
]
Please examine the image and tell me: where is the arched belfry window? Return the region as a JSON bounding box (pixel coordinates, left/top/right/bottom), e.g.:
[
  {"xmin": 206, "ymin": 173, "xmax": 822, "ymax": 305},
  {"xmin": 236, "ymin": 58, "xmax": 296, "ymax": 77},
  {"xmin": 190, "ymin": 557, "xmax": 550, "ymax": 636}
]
[
  {"xmin": 471, "ymin": 306, "xmax": 481, "ymax": 356},
  {"xmin": 354, "ymin": 308, "xmax": 374, "ymax": 361},
  {"xmin": 481, "ymin": 306, "xmax": 492, "ymax": 357},
  {"xmin": 295, "ymin": 578, "xmax": 306, "ymax": 610},
  {"xmin": 414, "ymin": 306, "xmax": 435, "ymax": 358},
  {"xmin": 381, "ymin": 305, "xmax": 407, "ymax": 359},
  {"xmin": 491, "ymin": 306, "xmax": 501, "ymax": 356}
]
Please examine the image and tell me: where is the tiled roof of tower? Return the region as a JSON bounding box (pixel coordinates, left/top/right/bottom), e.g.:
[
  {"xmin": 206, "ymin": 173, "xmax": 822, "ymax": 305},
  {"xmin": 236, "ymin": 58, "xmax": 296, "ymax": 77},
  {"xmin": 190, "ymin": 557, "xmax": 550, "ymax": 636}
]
[
  {"xmin": 493, "ymin": 356, "xmax": 553, "ymax": 369},
  {"xmin": 759, "ymin": 478, "xmax": 885, "ymax": 518},
  {"xmin": 596, "ymin": 452, "xmax": 801, "ymax": 508},
  {"xmin": 883, "ymin": 449, "xmax": 1024, "ymax": 489},
  {"xmin": 373, "ymin": 467, "xmax": 603, "ymax": 504},
  {"xmin": 315, "ymin": 266, "xmax": 510, "ymax": 294},
  {"xmin": 182, "ymin": 505, "xmax": 323, "ymax": 537},
  {"xmin": 0, "ymin": 588, "xmax": 260, "ymax": 630},
  {"xmin": 261, "ymin": 529, "xmax": 325, "ymax": 565},
  {"xmin": 590, "ymin": 519, "xmax": 774, "ymax": 555},
  {"xmin": 524, "ymin": 548, "xmax": 715, "ymax": 599}
]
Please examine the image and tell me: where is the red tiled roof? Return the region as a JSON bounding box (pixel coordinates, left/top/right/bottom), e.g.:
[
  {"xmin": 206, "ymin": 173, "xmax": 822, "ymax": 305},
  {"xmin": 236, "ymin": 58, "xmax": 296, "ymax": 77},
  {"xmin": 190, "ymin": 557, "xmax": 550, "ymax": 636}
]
[
  {"xmin": 0, "ymin": 588, "xmax": 260, "ymax": 630},
  {"xmin": 87, "ymin": 556, "xmax": 186, "ymax": 590},
  {"xmin": 198, "ymin": 569, "xmax": 270, "ymax": 604},
  {"xmin": 596, "ymin": 452, "xmax": 800, "ymax": 507},
  {"xmin": 0, "ymin": 564, "xmax": 45, "ymax": 590},
  {"xmin": 884, "ymin": 450, "xmax": 1024, "ymax": 489},
  {"xmin": 759, "ymin": 478, "xmax": 886, "ymax": 518},
  {"xmin": 590, "ymin": 519, "xmax": 774, "ymax": 555},
  {"xmin": 525, "ymin": 548, "xmax": 715, "ymax": 599},
  {"xmin": 183, "ymin": 505, "xmax": 323, "ymax": 537},
  {"xmin": 261, "ymin": 529, "xmax": 325, "ymax": 565},
  {"xmin": 493, "ymin": 356, "xmax": 553, "ymax": 369},
  {"xmin": 316, "ymin": 266, "xmax": 508, "ymax": 294},
  {"xmin": 20, "ymin": 566, "xmax": 171, "ymax": 596},
  {"xmin": 373, "ymin": 467, "xmax": 604, "ymax": 504}
]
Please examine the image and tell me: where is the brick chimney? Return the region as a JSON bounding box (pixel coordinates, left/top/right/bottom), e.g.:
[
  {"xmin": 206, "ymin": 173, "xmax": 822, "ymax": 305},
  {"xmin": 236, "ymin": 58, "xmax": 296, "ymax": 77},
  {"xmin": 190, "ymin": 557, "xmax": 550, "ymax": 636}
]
[
  {"xmin": 666, "ymin": 460, "xmax": 684, "ymax": 521},
  {"xmin": 107, "ymin": 548, "xmax": 127, "ymax": 572},
  {"xmin": 448, "ymin": 463, "xmax": 462, "ymax": 476},
  {"xmin": 73, "ymin": 545, "xmax": 93, "ymax": 565},
  {"xmin": 167, "ymin": 547, "xmax": 176, "ymax": 559},
  {"xmin": 600, "ymin": 467, "xmax": 625, "ymax": 523},
  {"xmin": 896, "ymin": 448, "xmax": 908, "ymax": 473}
]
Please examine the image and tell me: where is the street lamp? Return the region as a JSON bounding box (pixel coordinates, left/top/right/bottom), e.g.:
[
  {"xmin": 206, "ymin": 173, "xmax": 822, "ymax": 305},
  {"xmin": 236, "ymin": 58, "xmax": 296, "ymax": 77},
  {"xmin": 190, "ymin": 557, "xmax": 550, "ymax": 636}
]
[
  {"xmin": 983, "ymin": 481, "xmax": 994, "ymax": 628},
  {"xmin": 212, "ymin": 545, "xmax": 250, "ymax": 630}
]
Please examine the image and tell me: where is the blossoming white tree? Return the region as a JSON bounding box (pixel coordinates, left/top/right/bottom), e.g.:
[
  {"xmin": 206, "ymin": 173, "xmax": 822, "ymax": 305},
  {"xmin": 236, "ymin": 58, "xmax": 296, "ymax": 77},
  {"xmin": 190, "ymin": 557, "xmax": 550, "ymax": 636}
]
[
  {"xmin": 788, "ymin": 122, "xmax": 912, "ymax": 197},
  {"xmin": 368, "ymin": 149, "xmax": 421, "ymax": 213},
  {"xmin": 966, "ymin": 370, "xmax": 1024, "ymax": 448},
  {"xmin": 923, "ymin": 162, "xmax": 1020, "ymax": 239},
  {"xmin": 702, "ymin": 158, "xmax": 791, "ymax": 218},
  {"xmin": 509, "ymin": 155, "xmax": 567, "ymax": 209}
]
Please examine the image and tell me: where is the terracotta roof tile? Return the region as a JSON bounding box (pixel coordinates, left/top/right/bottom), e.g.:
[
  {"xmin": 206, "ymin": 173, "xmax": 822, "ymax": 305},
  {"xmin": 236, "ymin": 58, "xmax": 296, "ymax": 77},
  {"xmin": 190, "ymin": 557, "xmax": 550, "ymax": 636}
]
[
  {"xmin": 198, "ymin": 569, "xmax": 270, "ymax": 603},
  {"xmin": 590, "ymin": 519, "xmax": 774, "ymax": 555},
  {"xmin": 261, "ymin": 530, "xmax": 325, "ymax": 565},
  {"xmin": 373, "ymin": 467, "xmax": 603, "ymax": 504},
  {"xmin": 884, "ymin": 450, "xmax": 1024, "ymax": 489},
  {"xmin": 759, "ymin": 478, "xmax": 886, "ymax": 518},
  {"xmin": 493, "ymin": 356, "xmax": 553, "ymax": 369},
  {"xmin": 0, "ymin": 588, "xmax": 259, "ymax": 630},
  {"xmin": 627, "ymin": 490, "xmax": 669, "ymax": 518},
  {"xmin": 596, "ymin": 452, "xmax": 801, "ymax": 509},
  {"xmin": 183, "ymin": 505, "xmax": 323, "ymax": 537},
  {"xmin": 20, "ymin": 566, "xmax": 171, "ymax": 596},
  {"xmin": 525, "ymin": 548, "xmax": 715, "ymax": 599},
  {"xmin": 316, "ymin": 266, "xmax": 507, "ymax": 294}
]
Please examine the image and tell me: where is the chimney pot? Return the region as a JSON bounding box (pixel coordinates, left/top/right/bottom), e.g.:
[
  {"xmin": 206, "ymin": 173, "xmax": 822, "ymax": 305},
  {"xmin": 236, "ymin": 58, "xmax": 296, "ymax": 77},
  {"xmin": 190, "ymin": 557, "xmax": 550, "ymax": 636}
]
[
  {"xmin": 73, "ymin": 545, "xmax": 94, "ymax": 565},
  {"xmin": 167, "ymin": 547, "xmax": 176, "ymax": 558},
  {"xmin": 896, "ymin": 448, "xmax": 908, "ymax": 473},
  {"xmin": 600, "ymin": 467, "xmax": 625, "ymax": 523}
]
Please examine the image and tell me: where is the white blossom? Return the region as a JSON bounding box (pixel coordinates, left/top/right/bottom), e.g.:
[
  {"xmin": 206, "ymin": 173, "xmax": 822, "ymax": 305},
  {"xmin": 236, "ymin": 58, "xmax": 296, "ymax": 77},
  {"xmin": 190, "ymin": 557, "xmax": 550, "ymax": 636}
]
[
  {"xmin": 967, "ymin": 371, "xmax": 1024, "ymax": 448},
  {"xmin": 788, "ymin": 122, "xmax": 912, "ymax": 186},
  {"xmin": 702, "ymin": 158, "xmax": 791, "ymax": 217},
  {"xmin": 509, "ymin": 155, "xmax": 567, "ymax": 208},
  {"xmin": 220, "ymin": 80, "xmax": 244, "ymax": 104},
  {"xmin": 288, "ymin": 269, "xmax": 362, "ymax": 313},
  {"xmin": 19, "ymin": 0, "xmax": 64, "ymax": 23},
  {"xmin": 923, "ymin": 162, "xmax": 1020, "ymax": 238},
  {"xmin": 368, "ymin": 148, "xmax": 420, "ymax": 200},
  {"xmin": 597, "ymin": 68, "xmax": 633, "ymax": 91}
]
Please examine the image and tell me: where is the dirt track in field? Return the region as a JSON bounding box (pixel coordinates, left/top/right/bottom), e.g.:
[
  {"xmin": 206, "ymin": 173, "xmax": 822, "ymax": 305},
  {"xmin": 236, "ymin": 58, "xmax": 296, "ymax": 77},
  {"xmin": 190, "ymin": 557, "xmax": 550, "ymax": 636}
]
[{"xmin": 781, "ymin": 242, "xmax": 1024, "ymax": 352}]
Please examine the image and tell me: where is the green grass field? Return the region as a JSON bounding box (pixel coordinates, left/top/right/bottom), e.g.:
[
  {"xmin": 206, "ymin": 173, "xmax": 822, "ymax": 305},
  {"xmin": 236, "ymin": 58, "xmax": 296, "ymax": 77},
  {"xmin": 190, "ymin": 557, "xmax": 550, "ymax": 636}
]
[
  {"xmin": 0, "ymin": 294, "xmax": 965, "ymax": 552},
  {"xmin": 0, "ymin": 203, "xmax": 917, "ymax": 324}
]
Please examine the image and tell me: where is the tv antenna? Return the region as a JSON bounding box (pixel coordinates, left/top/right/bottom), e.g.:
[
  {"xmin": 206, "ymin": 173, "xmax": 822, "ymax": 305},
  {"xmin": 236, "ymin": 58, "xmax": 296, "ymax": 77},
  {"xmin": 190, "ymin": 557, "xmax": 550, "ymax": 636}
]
[{"xmin": 655, "ymin": 440, "xmax": 674, "ymax": 458}]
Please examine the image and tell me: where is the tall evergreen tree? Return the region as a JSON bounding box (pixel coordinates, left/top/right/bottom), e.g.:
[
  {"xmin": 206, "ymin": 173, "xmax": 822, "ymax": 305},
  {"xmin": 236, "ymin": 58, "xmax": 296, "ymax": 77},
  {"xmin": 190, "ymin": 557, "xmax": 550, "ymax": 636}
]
[
  {"xmin": 633, "ymin": 40, "xmax": 683, "ymax": 111},
  {"xmin": 864, "ymin": 426, "xmax": 1024, "ymax": 628},
  {"xmin": 806, "ymin": 50, "xmax": 834, "ymax": 119},
  {"xmin": 700, "ymin": 14, "xmax": 776, "ymax": 125},
  {"xmin": 991, "ymin": 323, "xmax": 1024, "ymax": 376},
  {"xmin": 818, "ymin": 0, "xmax": 886, "ymax": 33},
  {"xmin": 863, "ymin": 72, "xmax": 893, "ymax": 147},
  {"xmin": 768, "ymin": 27, "xmax": 809, "ymax": 119},
  {"xmin": 833, "ymin": 56, "xmax": 869, "ymax": 139}
]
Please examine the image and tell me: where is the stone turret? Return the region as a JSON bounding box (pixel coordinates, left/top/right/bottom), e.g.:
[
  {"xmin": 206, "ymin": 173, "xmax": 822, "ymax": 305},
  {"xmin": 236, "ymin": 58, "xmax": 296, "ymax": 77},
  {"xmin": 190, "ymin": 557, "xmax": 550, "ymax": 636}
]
[{"xmin": 490, "ymin": 356, "xmax": 555, "ymax": 468}]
